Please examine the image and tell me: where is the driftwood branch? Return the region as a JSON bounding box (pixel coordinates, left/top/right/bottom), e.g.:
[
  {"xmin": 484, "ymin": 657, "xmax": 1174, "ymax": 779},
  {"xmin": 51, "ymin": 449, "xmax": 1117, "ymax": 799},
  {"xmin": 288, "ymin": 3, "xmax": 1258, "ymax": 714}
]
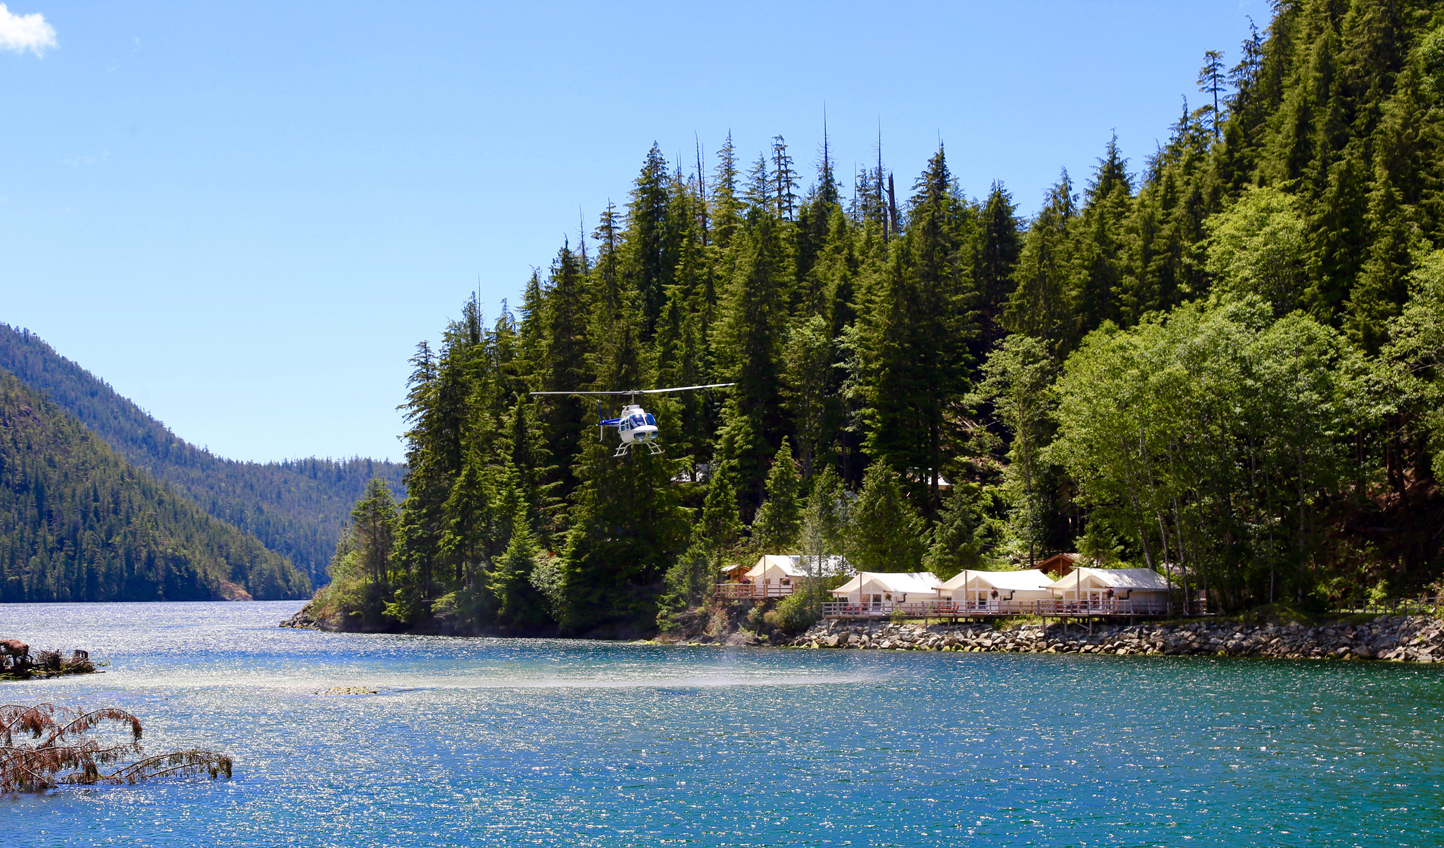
[{"xmin": 0, "ymin": 703, "xmax": 231, "ymax": 793}]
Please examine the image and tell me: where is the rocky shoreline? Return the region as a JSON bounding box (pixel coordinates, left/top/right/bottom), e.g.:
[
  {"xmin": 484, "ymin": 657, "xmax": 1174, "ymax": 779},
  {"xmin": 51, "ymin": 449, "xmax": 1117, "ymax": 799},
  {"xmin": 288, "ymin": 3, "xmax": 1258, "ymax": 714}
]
[{"xmin": 788, "ymin": 615, "xmax": 1444, "ymax": 662}]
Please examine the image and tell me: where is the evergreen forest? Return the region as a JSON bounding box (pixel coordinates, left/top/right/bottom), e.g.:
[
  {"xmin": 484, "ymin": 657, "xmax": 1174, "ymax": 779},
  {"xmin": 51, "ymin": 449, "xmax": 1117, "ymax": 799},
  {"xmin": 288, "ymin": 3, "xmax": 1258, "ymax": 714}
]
[
  {"xmin": 0, "ymin": 369, "xmax": 311, "ymax": 602},
  {"xmin": 313, "ymin": 0, "xmax": 1444, "ymax": 637},
  {"xmin": 0, "ymin": 324, "xmax": 407, "ymax": 586}
]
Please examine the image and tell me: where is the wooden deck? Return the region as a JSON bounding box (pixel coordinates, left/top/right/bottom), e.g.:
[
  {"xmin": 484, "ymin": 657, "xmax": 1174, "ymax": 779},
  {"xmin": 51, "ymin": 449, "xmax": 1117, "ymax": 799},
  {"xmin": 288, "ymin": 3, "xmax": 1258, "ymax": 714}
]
[
  {"xmin": 821, "ymin": 599, "xmax": 1183, "ymax": 620},
  {"xmin": 716, "ymin": 583, "xmax": 795, "ymax": 600}
]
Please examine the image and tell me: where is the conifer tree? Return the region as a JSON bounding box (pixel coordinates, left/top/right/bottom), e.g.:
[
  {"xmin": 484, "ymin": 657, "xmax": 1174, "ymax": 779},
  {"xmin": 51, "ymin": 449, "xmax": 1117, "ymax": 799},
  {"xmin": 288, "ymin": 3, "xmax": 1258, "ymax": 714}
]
[
  {"xmin": 849, "ymin": 463, "xmax": 926, "ymax": 573},
  {"xmin": 627, "ymin": 144, "xmax": 678, "ymax": 338},
  {"xmin": 923, "ymin": 484, "xmax": 992, "ymax": 579},
  {"xmin": 540, "ymin": 242, "xmax": 592, "ymax": 495},
  {"xmin": 714, "ymin": 213, "xmax": 791, "ymax": 510},
  {"xmin": 1071, "ymin": 135, "xmax": 1134, "ymax": 336},
  {"xmin": 353, "ymin": 476, "xmax": 399, "ymax": 592},
  {"xmin": 855, "ymin": 147, "xmax": 976, "ymax": 513},
  {"xmin": 1004, "ymin": 171, "xmax": 1077, "ymax": 351},
  {"xmin": 772, "ymin": 135, "xmax": 799, "ymax": 222},
  {"xmin": 750, "ymin": 438, "xmax": 802, "ymax": 552},
  {"xmin": 1198, "ymin": 50, "xmax": 1229, "ymax": 139},
  {"xmin": 976, "ymin": 181, "xmax": 1022, "ymax": 355},
  {"xmin": 975, "ymin": 335, "xmax": 1057, "ymax": 568},
  {"xmin": 711, "ymin": 132, "xmax": 743, "ymax": 251},
  {"xmin": 744, "ymin": 153, "xmax": 773, "ymax": 218}
]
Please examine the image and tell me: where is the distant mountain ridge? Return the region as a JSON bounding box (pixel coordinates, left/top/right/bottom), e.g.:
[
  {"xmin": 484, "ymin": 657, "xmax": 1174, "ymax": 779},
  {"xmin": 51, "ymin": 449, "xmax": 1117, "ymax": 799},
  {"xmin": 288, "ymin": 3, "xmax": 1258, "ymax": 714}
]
[
  {"xmin": 0, "ymin": 369, "xmax": 311, "ymax": 601},
  {"xmin": 0, "ymin": 324, "xmax": 406, "ymax": 584}
]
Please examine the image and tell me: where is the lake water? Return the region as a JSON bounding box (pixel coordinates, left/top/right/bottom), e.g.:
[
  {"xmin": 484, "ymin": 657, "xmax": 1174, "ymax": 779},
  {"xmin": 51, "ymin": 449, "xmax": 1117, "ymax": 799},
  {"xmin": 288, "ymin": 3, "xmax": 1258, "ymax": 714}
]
[{"xmin": 2, "ymin": 602, "xmax": 1442, "ymax": 847}]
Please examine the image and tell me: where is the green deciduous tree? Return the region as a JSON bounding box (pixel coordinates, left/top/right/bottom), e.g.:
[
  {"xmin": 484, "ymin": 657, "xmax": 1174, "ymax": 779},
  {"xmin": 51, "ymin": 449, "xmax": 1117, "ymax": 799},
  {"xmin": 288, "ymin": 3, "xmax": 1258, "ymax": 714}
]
[{"xmin": 1204, "ymin": 185, "xmax": 1308, "ymax": 316}]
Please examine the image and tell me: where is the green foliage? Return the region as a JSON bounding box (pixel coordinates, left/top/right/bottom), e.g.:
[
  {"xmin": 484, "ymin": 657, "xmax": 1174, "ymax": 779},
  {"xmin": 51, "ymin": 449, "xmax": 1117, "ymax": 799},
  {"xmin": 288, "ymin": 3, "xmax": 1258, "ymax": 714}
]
[
  {"xmin": 1050, "ymin": 298, "xmax": 1373, "ymax": 610},
  {"xmin": 0, "ymin": 370, "xmax": 310, "ymax": 602},
  {"xmin": 850, "ymin": 463, "xmax": 926, "ymax": 573},
  {"xmin": 924, "ymin": 484, "xmax": 1000, "ymax": 579},
  {"xmin": 655, "ymin": 543, "xmax": 712, "ymax": 633},
  {"xmin": 1421, "ymin": 24, "xmax": 1444, "ymax": 102},
  {"xmin": 0, "ymin": 324, "xmax": 405, "ymax": 585},
  {"xmin": 798, "ymin": 465, "xmax": 846, "ymax": 575},
  {"xmin": 975, "ymin": 335, "xmax": 1058, "ymax": 566},
  {"xmin": 750, "ymin": 438, "xmax": 802, "ymax": 552},
  {"xmin": 1204, "ymin": 186, "xmax": 1308, "ymax": 315},
  {"xmin": 762, "ymin": 589, "xmax": 821, "ymax": 636},
  {"xmin": 298, "ymin": 4, "xmax": 1444, "ymax": 631},
  {"xmin": 1385, "ymin": 248, "xmax": 1444, "ymax": 480},
  {"xmin": 853, "ymin": 148, "xmax": 978, "ymax": 516}
]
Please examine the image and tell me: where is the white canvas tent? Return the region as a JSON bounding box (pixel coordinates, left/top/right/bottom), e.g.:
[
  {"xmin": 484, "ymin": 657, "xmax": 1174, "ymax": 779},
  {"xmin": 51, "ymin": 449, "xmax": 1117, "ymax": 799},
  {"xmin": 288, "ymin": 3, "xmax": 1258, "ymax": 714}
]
[
  {"xmin": 1046, "ymin": 567, "xmax": 1172, "ymax": 613},
  {"xmin": 830, "ymin": 572, "xmax": 942, "ymax": 609},
  {"xmin": 745, "ymin": 555, "xmax": 806, "ymax": 588},
  {"xmin": 940, "ymin": 569, "xmax": 1053, "ymax": 611}
]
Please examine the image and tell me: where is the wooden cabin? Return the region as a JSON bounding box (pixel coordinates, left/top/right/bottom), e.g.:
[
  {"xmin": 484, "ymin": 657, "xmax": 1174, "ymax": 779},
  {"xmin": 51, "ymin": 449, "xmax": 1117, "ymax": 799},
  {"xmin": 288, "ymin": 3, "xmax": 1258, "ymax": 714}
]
[{"xmin": 1036, "ymin": 552, "xmax": 1089, "ymax": 579}]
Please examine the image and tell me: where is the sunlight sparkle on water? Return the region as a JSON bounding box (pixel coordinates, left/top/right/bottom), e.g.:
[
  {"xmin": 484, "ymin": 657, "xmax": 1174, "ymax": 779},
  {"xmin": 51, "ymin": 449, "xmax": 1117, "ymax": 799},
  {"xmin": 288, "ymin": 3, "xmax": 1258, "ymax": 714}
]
[{"xmin": 2, "ymin": 602, "xmax": 1442, "ymax": 847}]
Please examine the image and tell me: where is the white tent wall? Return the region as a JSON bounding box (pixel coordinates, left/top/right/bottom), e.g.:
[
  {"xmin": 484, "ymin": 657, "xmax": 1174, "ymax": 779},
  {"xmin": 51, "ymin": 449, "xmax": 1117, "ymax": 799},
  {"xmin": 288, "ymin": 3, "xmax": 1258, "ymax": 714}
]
[
  {"xmin": 830, "ymin": 572, "xmax": 942, "ymax": 609},
  {"xmin": 940, "ymin": 569, "xmax": 1054, "ymax": 612},
  {"xmin": 1046, "ymin": 567, "xmax": 1172, "ymax": 614},
  {"xmin": 745, "ymin": 555, "xmax": 805, "ymax": 588}
]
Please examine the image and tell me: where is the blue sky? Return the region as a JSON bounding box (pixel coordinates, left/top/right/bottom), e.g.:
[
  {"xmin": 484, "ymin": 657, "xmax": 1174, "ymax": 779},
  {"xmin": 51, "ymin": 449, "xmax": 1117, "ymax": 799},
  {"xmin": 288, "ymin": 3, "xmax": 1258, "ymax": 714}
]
[{"xmin": 2, "ymin": 0, "xmax": 1270, "ymax": 463}]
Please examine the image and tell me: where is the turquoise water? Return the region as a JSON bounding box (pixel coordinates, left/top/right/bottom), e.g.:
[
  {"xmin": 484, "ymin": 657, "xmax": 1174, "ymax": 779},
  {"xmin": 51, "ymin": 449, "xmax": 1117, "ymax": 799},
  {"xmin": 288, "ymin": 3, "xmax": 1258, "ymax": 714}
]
[{"xmin": 2, "ymin": 602, "xmax": 1442, "ymax": 847}]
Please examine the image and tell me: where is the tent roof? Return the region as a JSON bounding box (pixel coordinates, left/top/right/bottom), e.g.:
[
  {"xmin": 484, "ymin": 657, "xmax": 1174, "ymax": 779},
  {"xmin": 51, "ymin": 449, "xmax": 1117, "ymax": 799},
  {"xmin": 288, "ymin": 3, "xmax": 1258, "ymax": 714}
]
[
  {"xmin": 1046, "ymin": 567, "xmax": 1172, "ymax": 591},
  {"xmin": 940, "ymin": 569, "xmax": 1053, "ymax": 592},
  {"xmin": 830, "ymin": 571, "xmax": 942, "ymax": 597},
  {"xmin": 746, "ymin": 555, "xmax": 806, "ymax": 579}
]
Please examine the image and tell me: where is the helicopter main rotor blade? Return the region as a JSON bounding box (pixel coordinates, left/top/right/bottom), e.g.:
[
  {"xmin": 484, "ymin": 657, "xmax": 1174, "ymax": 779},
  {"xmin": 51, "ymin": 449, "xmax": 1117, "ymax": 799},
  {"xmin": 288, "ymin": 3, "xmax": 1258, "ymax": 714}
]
[
  {"xmin": 633, "ymin": 382, "xmax": 737, "ymax": 394},
  {"xmin": 528, "ymin": 390, "xmax": 636, "ymax": 397},
  {"xmin": 529, "ymin": 382, "xmax": 736, "ymax": 397}
]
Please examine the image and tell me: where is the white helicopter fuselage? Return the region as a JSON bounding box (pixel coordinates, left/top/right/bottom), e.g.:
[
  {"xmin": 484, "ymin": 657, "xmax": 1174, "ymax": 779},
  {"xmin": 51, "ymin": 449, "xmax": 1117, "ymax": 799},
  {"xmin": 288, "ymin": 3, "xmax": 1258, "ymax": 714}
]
[
  {"xmin": 531, "ymin": 382, "xmax": 735, "ymax": 458},
  {"xmin": 615, "ymin": 404, "xmax": 659, "ymax": 446}
]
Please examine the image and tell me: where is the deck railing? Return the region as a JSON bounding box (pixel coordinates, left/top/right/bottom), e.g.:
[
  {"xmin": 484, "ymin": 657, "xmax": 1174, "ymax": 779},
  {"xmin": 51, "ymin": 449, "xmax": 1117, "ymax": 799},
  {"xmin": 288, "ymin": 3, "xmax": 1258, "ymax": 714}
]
[
  {"xmin": 821, "ymin": 597, "xmax": 1177, "ymax": 619},
  {"xmin": 715, "ymin": 582, "xmax": 795, "ymax": 600}
]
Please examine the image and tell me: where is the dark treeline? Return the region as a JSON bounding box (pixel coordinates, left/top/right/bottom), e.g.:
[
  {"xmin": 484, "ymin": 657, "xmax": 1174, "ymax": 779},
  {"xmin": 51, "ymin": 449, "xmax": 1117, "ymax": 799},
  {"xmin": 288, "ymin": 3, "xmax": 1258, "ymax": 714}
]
[
  {"xmin": 315, "ymin": 0, "xmax": 1444, "ymax": 636},
  {"xmin": 0, "ymin": 324, "xmax": 407, "ymax": 585},
  {"xmin": 0, "ymin": 370, "xmax": 311, "ymax": 602}
]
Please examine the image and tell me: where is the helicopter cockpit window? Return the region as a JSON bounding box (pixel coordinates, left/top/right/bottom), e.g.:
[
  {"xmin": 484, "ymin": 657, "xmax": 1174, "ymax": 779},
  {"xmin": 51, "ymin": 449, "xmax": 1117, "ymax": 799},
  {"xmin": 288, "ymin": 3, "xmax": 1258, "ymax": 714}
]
[
  {"xmin": 644, "ymin": 414, "xmax": 656, "ymax": 426},
  {"xmin": 630, "ymin": 414, "xmax": 646, "ymax": 429}
]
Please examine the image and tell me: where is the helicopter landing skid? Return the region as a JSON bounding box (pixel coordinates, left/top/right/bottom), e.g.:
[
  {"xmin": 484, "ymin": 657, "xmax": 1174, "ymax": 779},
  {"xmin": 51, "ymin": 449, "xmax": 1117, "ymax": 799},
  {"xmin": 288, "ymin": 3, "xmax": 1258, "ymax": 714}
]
[{"xmin": 615, "ymin": 442, "xmax": 664, "ymax": 458}]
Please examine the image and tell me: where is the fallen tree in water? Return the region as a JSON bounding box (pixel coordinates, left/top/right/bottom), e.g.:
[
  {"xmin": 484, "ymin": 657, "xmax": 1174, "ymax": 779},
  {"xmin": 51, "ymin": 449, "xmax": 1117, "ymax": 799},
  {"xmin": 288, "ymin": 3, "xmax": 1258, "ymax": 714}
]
[
  {"xmin": 1, "ymin": 644, "xmax": 99, "ymax": 681},
  {"xmin": 1, "ymin": 703, "xmax": 232, "ymax": 792}
]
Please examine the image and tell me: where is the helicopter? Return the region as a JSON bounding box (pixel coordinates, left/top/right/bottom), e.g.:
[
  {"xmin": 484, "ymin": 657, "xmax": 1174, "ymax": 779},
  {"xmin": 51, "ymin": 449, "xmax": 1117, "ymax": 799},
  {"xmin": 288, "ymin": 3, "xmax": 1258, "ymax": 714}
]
[{"xmin": 530, "ymin": 383, "xmax": 735, "ymax": 457}]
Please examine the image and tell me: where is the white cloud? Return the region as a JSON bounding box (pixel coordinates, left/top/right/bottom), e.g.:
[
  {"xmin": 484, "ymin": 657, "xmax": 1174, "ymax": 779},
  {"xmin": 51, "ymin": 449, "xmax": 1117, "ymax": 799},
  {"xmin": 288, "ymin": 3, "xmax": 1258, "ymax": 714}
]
[{"xmin": 0, "ymin": 4, "xmax": 57, "ymax": 56}]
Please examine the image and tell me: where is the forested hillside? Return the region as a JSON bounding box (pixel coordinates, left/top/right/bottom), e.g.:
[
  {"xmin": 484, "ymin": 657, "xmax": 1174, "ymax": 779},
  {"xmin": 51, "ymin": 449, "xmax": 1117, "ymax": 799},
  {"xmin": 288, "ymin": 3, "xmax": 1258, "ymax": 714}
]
[
  {"xmin": 313, "ymin": 0, "xmax": 1444, "ymax": 637},
  {"xmin": 0, "ymin": 324, "xmax": 406, "ymax": 585},
  {"xmin": 0, "ymin": 370, "xmax": 311, "ymax": 602}
]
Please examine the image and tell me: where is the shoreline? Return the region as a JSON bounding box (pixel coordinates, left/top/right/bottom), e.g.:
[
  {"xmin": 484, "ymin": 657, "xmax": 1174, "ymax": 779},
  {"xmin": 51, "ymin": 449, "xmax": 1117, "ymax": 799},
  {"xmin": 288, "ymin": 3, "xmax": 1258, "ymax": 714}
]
[
  {"xmin": 280, "ymin": 598, "xmax": 1444, "ymax": 664},
  {"xmin": 784, "ymin": 614, "xmax": 1444, "ymax": 662}
]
